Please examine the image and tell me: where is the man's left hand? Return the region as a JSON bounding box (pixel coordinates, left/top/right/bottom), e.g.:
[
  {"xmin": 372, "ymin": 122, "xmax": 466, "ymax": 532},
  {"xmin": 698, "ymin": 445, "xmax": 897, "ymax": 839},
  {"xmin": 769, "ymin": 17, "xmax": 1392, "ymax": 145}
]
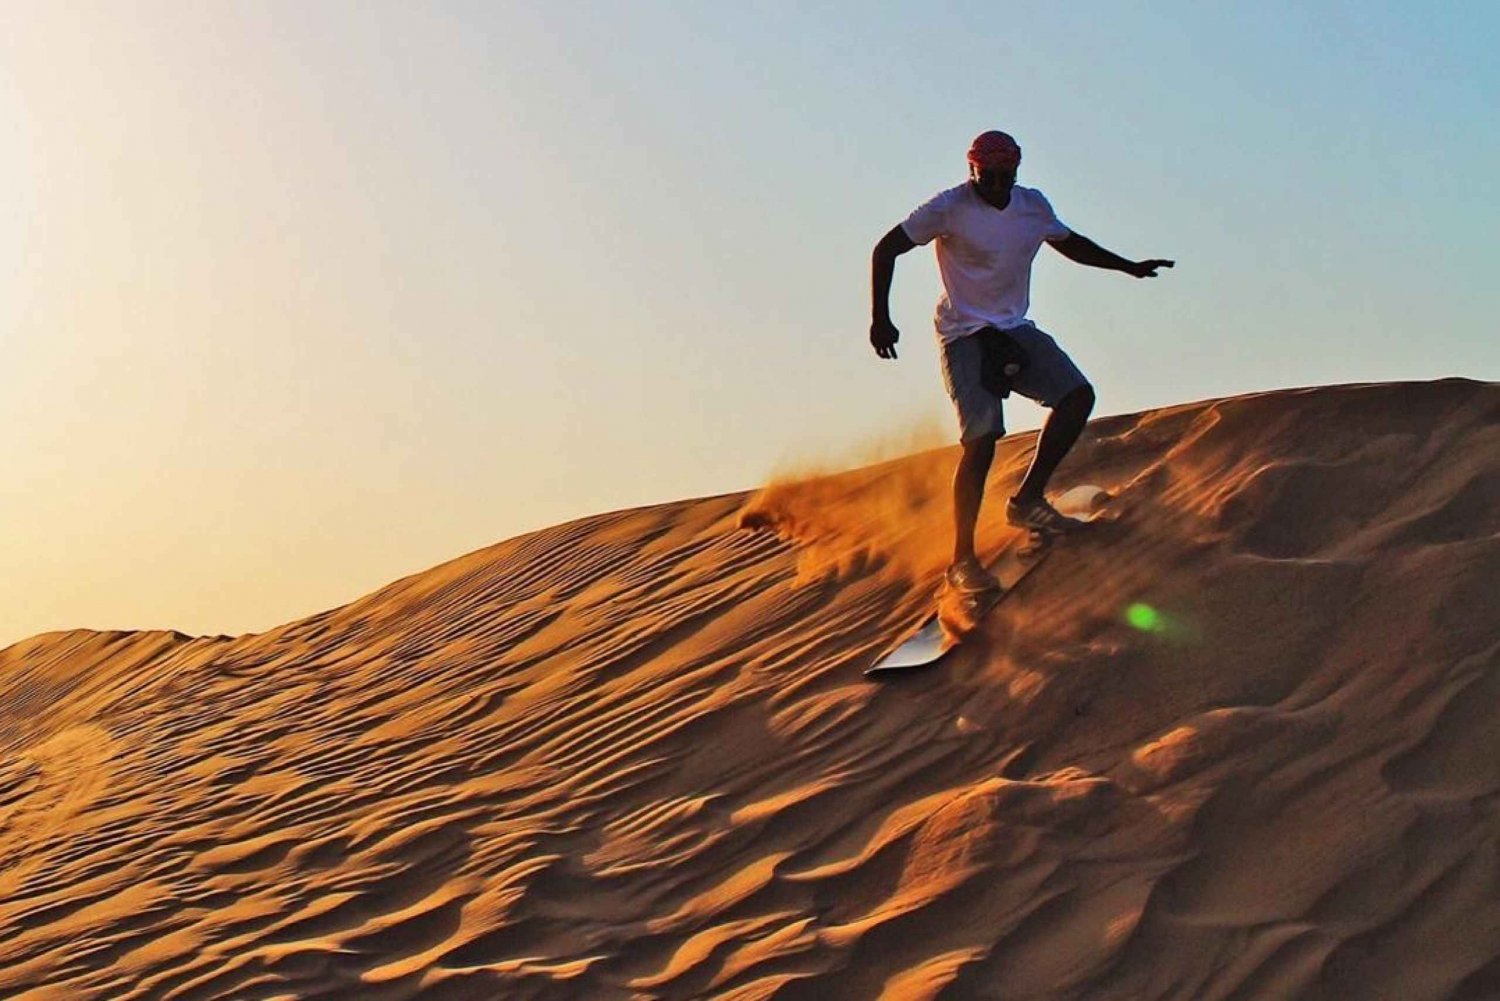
[{"xmin": 1128, "ymin": 259, "xmax": 1175, "ymax": 278}]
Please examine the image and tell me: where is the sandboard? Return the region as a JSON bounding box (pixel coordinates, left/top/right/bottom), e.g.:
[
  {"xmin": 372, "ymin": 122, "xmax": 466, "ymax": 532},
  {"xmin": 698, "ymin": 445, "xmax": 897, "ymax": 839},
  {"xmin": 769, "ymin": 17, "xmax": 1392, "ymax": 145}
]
[{"xmin": 864, "ymin": 485, "xmax": 1117, "ymax": 677}]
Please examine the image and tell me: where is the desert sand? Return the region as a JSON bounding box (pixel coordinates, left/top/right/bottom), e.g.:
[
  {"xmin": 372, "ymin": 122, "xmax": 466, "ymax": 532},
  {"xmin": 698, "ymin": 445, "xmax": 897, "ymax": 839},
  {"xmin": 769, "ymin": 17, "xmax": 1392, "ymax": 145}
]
[{"xmin": 2, "ymin": 378, "xmax": 1497, "ymax": 1000}]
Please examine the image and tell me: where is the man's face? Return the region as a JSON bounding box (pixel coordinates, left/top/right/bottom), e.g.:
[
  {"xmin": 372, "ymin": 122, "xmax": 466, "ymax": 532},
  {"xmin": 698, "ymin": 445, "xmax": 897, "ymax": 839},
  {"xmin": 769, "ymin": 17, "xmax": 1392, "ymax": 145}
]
[{"xmin": 971, "ymin": 164, "xmax": 1017, "ymax": 200}]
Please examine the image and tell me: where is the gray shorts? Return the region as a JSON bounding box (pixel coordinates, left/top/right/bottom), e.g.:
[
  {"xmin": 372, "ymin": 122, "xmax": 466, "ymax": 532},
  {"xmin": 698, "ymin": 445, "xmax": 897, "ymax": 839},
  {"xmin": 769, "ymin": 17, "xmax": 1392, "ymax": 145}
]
[{"xmin": 939, "ymin": 323, "xmax": 1089, "ymax": 443}]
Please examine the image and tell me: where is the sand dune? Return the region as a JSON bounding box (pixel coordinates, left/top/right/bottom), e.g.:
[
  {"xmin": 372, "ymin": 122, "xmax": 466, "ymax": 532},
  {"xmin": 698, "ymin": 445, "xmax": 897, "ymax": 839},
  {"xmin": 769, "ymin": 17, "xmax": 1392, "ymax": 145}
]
[{"xmin": 2, "ymin": 378, "xmax": 1498, "ymax": 1000}]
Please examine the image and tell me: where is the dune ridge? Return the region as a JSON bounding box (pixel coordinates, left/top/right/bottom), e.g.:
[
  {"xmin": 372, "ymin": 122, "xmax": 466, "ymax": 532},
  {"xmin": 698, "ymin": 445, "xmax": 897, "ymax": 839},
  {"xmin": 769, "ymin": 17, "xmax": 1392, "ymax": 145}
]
[{"xmin": 2, "ymin": 379, "xmax": 1498, "ymax": 1000}]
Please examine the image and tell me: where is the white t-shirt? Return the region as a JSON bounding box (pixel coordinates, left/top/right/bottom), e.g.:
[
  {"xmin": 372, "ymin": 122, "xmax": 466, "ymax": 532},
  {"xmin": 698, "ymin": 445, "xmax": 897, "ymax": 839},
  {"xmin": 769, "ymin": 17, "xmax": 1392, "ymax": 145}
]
[{"xmin": 901, "ymin": 182, "xmax": 1071, "ymax": 343}]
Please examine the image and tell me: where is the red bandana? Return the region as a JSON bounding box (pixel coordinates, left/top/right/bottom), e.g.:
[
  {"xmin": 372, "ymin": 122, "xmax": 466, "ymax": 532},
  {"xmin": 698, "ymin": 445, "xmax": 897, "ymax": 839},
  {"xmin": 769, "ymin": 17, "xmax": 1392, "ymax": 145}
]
[{"xmin": 967, "ymin": 131, "xmax": 1022, "ymax": 171}]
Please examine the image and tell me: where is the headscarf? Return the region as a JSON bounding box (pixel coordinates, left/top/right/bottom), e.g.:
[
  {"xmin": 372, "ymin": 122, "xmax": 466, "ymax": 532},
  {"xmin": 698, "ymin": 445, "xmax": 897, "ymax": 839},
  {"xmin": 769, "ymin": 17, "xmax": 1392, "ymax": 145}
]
[{"xmin": 967, "ymin": 130, "xmax": 1022, "ymax": 172}]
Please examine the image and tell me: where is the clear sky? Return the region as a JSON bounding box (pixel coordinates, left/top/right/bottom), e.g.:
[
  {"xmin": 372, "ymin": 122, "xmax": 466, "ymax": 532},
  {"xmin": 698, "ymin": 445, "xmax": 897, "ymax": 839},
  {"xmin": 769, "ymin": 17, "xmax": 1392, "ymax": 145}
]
[{"xmin": 3, "ymin": 1, "xmax": 1496, "ymax": 647}]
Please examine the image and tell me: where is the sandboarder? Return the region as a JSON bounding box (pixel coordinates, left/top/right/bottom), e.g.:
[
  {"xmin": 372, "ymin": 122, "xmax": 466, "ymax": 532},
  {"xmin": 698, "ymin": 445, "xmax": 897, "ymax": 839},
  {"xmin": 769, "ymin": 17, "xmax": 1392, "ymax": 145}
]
[{"xmin": 870, "ymin": 129, "xmax": 1173, "ymax": 594}]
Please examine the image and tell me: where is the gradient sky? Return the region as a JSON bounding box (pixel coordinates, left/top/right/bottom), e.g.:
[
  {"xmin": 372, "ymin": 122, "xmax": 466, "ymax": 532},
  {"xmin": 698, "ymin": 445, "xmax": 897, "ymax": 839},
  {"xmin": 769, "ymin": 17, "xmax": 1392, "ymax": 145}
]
[{"xmin": 3, "ymin": 1, "xmax": 1496, "ymax": 647}]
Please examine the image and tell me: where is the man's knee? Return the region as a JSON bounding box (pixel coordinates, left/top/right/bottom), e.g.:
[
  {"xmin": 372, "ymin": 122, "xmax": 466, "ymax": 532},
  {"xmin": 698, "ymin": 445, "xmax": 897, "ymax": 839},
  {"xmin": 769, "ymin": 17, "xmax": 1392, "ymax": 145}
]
[
  {"xmin": 1060, "ymin": 383, "xmax": 1095, "ymax": 416},
  {"xmin": 961, "ymin": 431, "xmax": 1001, "ymax": 454}
]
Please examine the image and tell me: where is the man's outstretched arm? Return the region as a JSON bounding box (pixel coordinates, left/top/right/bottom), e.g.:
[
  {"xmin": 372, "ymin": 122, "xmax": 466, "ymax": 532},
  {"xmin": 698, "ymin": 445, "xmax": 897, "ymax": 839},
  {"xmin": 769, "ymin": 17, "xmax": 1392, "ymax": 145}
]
[
  {"xmin": 870, "ymin": 225, "xmax": 917, "ymax": 359},
  {"xmin": 1049, "ymin": 232, "xmax": 1174, "ymax": 278}
]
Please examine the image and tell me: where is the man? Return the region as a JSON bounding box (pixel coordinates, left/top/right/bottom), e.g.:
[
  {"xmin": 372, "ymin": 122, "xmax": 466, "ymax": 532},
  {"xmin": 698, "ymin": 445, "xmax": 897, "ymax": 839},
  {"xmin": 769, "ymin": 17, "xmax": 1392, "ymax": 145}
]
[{"xmin": 870, "ymin": 130, "xmax": 1173, "ymax": 593}]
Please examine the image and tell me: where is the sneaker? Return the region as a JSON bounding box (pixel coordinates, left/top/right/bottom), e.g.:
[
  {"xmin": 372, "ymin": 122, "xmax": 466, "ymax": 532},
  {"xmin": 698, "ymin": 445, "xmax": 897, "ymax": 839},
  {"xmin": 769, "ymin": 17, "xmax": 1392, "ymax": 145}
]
[
  {"xmin": 945, "ymin": 558, "xmax": 1000, "ymax": 594},
  {"xmin": 1006, "ymin": 494, "xmax": 1086, "ymax": 535}
]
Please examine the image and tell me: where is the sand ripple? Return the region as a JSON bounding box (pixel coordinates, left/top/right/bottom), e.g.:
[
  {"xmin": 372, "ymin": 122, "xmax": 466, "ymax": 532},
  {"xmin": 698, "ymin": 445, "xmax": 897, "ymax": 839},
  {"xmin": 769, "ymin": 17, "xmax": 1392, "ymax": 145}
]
[{"xmin": 2, "ymin": 379, "xmax": 1498, "ymax": 999}]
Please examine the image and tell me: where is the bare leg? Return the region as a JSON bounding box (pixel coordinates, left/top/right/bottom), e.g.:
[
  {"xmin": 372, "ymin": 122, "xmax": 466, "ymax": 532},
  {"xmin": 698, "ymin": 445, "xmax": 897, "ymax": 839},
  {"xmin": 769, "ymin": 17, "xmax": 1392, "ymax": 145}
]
[
  {"xmin": 953, "ymin": 434, "xmax": 998, "ymax": 564},
  {"xmin": 1014, "ymin": 384, "xmax": 1095, "ymax": 503}
]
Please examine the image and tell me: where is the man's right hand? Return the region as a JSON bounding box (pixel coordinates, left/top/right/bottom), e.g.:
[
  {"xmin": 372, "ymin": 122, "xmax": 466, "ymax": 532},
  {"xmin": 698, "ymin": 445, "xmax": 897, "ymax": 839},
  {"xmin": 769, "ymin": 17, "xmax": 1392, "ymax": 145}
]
[{"xmin": 870, "ymin": 317, "xmax": 900, "ymax": 359}]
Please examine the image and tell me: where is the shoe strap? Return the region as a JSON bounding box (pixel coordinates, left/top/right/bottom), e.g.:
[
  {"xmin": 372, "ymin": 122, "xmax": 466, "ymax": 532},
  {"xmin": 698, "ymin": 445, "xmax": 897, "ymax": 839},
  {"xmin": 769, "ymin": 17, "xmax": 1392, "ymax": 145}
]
[{"xmin": 1027, "ymin": 500, "xmax": 1071, "ymax": 529}]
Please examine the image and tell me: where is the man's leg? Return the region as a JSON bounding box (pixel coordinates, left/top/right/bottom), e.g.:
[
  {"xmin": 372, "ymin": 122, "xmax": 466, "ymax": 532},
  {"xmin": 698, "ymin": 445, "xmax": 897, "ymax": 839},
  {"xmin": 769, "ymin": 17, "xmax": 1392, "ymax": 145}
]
[
  {"xmin": 1013, "ymin": 383, "xmax": 1095, "ymax": 503},
  {"xmin": 953, "ymin": 433, "xmax": 998, "ymax": 564}
]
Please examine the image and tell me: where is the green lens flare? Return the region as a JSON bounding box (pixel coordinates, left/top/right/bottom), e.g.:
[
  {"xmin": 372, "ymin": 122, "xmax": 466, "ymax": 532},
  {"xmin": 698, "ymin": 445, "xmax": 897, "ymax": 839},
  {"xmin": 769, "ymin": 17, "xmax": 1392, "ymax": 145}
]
[{"xmin": 1125, "ymin": 603, "xmax": 1162, "ymax": 632}]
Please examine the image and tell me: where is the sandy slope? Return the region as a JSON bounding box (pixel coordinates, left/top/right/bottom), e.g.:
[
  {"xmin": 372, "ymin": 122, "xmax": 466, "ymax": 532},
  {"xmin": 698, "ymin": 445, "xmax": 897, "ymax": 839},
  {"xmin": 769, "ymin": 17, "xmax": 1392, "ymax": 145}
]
[{"xmin": 2, "ymin": 379, "xmax": 1497, "ymax": 1001}]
